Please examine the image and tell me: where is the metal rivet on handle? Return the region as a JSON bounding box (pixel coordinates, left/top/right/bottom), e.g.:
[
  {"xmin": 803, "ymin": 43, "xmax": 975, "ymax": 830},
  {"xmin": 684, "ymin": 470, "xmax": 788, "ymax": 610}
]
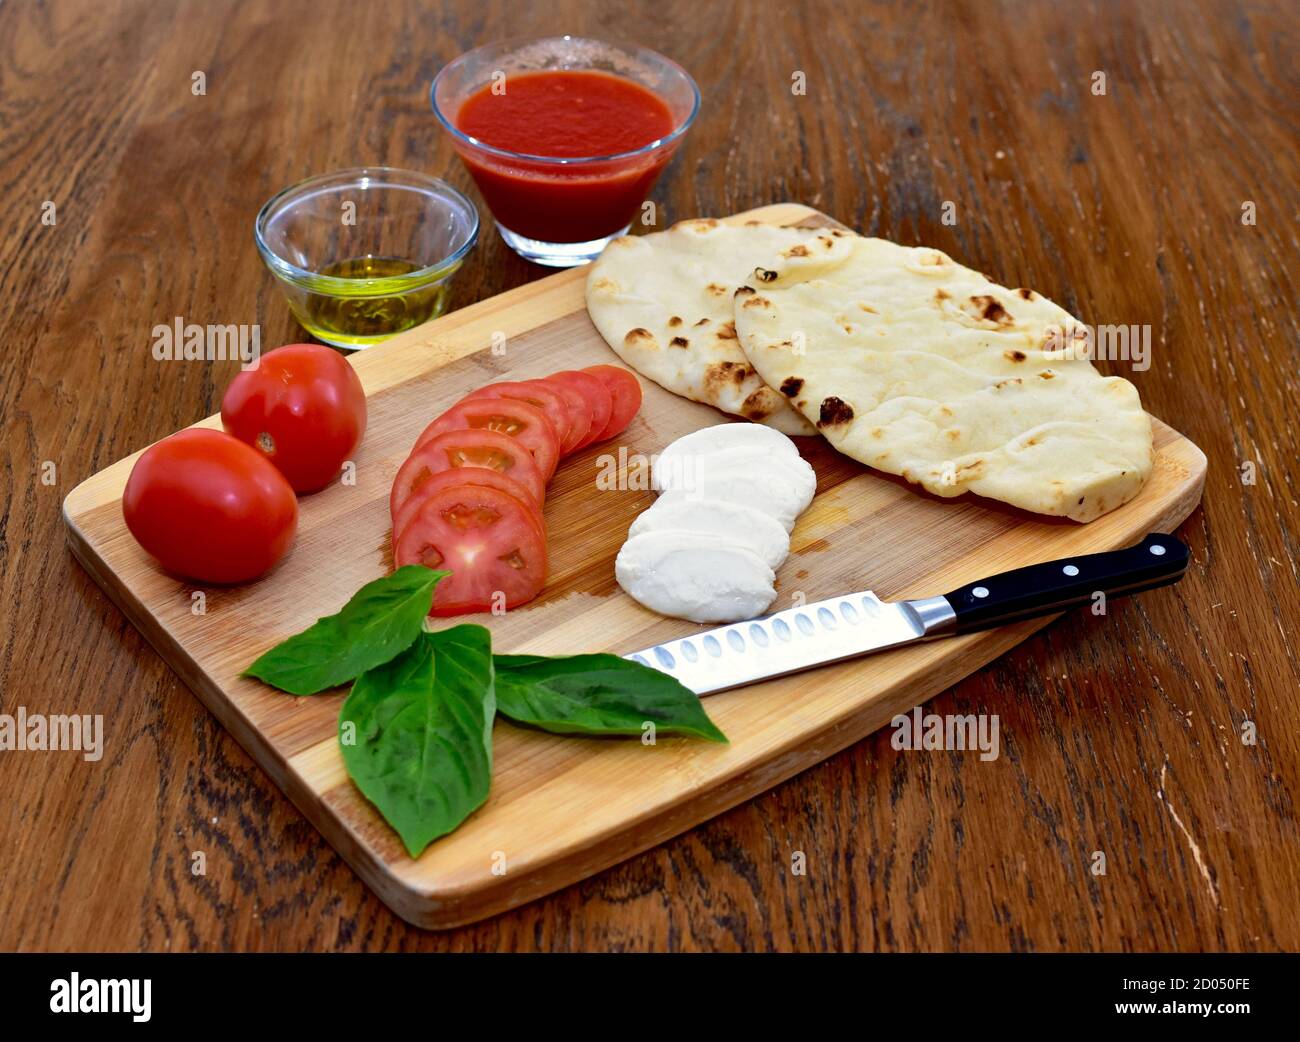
[
  {"xmin": 972, "ymin": 586, "xmax": 990, "ymax": 599},
  {"xmin": 1062, "ymin": 564, "xmax": 1079, "ymax": 576},
  {"xmin": 1150, "ymin": 544, "xmax": 1167, "ymax": 556}
]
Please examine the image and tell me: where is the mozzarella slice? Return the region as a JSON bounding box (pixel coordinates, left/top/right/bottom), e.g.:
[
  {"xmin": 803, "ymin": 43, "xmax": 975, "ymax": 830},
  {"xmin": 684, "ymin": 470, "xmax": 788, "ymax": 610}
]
[
  {"xmin": 629, "ymin": 494, "xmax": 790, "ymax": 569},
  {"xmin": 616, "ymin": 531, "xmax": 777, "ymax": 624},
  {"xmin": 653, "ymin": 422, "xmax": 800, "ymax": 478},
  {"xmin": 654, "ymin": 448, "xmax": 817, "ymax": 531}
]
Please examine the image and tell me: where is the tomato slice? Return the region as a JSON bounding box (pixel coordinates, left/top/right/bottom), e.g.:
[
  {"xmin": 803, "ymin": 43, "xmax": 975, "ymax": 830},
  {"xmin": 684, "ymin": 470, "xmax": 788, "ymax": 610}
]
[
  {"xmin": 392, "ymin": 466, "xmax": 543, "ymax": 543},
  {"xmin": 546, "ymin": 371, "xmax": 612, "ymax": 452},
  {"xmin": 394, "ymin": 484, "xmax": 547, "ymax": 616},
  {"xmin": 533, "ymin": 377, "xmax": 591, "ymax": 455},
  {"xmin": 390, "ymin": 428, "xmax": 547, "ymax": 517},
  {"xmin": 466, "ymin": 380, "xmax": 581, "ymax": 456},
  {"xmin": 582, "ymin": 365, "xmax": 643, "ymax": 441},
  {"xmin": 414, "ymin": 397, "xmax": 559, "ymax": 480}
]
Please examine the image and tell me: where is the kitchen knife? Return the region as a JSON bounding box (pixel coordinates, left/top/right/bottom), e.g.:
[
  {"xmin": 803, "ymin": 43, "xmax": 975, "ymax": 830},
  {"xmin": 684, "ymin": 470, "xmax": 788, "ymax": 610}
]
[{"xmin": 624, "ymin": 533, "xmax": 1189, "ymax": 696}]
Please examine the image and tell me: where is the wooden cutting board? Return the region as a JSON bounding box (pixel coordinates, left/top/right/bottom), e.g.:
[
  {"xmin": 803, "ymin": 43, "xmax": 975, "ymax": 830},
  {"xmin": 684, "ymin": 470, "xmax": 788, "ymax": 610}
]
[{"xmin": 63, "ymin": 203, "xmax": 1207, "ymax": 929}]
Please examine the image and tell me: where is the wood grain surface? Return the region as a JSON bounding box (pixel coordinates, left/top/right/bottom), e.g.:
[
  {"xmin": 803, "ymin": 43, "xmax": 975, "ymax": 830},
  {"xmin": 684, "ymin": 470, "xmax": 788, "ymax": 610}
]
[{"xmin": 1, "ymin": 0, "xmax": 1296, "ymax": 951}]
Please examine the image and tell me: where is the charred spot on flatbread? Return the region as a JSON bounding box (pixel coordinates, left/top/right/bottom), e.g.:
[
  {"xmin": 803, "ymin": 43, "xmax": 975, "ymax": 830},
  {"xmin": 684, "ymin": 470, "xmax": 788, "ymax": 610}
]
[
  {"xmin": 963, "ymin": 294, "xmax": 1013, "ymax": 328},
  {"xmin": 780, "ymin": 376, "xmax": 804, "ymax": 397},
  {"xmin": 1017, "ymin": 287, "xmax": 1037, "ymax": 300},
  {"xmin": 1004, "ymin": 349, "xmax": 1027, "ymax": 362},
  {"xmin": 716, "ymin": 320, "xmax": 737, "ymax": 340},
  {"xmin": 915, "ymin": 250, "xmax": 952, "ymax": 270},
  {"xmin": 670, "ymin": 336, "xmax": 688, "ymax": 348},
  {"xmin": 693, "ymin": 317, "xmax": 710, "ymax": 327},
  {"xmin": 741, "ymin": 294, "xmax": 771, "ymax": 309},
  {"xmin": 784, "ymin": 244, "xmax": 810, "ymax": 258},
  {"xmin": 709, "ymin": 282, "xmax": 730, "ymax": 296},
  {"xmin": 755, "ymin": 267, "xmax": 778, "ymax": 283},
  {"xmin": 704, "ymin": 361, "xmax": 755, "ymax": 397},
  {"xmin": 668, "ymin": 316, "xmax": 683, "ymax": 327},
  {"xmin": 818, "ymin": 396, "xmax": 854, "ymax": 427},
  {"xmin": 624, "ymin": 328, "xmax": 657, "ymax": 349},
  {"xmin": 740, "ymin": 387, "xmax": 777, "ymax": 419}
]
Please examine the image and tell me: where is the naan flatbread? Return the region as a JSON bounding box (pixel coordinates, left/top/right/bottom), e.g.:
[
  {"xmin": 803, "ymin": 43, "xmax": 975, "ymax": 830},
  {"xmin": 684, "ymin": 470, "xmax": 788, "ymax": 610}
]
[
  {"xmin": 733, "ymin": 233, "xmax": 1153, "ymax": 521},
  {"xmin": 585, "ymin": 219, "xmax": 816, "ymax": 433}
]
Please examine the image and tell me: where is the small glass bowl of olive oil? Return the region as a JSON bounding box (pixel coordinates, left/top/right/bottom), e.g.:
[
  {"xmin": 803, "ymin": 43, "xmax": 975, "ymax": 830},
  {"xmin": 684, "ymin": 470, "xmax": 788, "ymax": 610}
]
[{"xmin": 255, "ymin": 168, "xmax": 479, "ymax": 349}]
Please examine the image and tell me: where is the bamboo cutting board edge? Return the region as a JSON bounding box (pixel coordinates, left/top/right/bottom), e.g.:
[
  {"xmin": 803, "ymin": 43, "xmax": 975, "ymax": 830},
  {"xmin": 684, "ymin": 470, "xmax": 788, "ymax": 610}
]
[{"xmin": 62, "ymin": 203, "xmax": 1208, "ymax": 930}]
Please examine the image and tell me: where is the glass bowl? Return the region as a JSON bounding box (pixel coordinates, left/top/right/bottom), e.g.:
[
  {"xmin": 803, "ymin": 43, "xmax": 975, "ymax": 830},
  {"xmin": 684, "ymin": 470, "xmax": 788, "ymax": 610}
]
[
  {"xmin": 254, "ymin": 167, "xmax": 479, "ymax": 349},
  {"xmin": 432, "ymin": 36, "xmax": 700, "ymax": 267}
]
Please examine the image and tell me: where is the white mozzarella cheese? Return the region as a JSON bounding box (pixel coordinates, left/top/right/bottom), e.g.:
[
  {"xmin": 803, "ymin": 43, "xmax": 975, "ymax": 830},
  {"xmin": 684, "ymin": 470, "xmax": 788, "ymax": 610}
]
[
  {"xmin": 652, "ymin": 422, "xmax": 802, "ymax": 477},
  {"xmin": 615, "ymin": 531, "xmax": 777, "ymax": 624},
  {"xmin": 616, "ymin": 424, "xmax": 817, "ymax": 624},
  {"xmin": 628, "ymin": 494, "xmax": 791, "ymax": 570},
  {"xmin": 654, "ymin": 447, "xmax": 817, "ymax": 531}
]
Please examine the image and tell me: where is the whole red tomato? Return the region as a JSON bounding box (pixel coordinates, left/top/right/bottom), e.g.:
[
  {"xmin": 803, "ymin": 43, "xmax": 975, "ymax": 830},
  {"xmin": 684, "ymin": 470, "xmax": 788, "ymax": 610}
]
[
  {"xmin": 122, "ymin": 428, "xmax": 298, "ymax": 584},
  {"xmin": 221, "ymin": 344, "xmax": 367, "ymax": 492}
]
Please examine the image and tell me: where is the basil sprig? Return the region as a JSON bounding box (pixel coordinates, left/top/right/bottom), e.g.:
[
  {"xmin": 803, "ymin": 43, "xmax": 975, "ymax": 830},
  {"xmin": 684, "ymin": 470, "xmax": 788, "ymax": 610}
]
[
  {"xmin": 243, "ymin": 565, "xmax": 447, "ymax": 695},
  {"xmin": 341, "ymin": 626, "xmax": 495, "ymax": 857},
  {"xmin": 496, "ymin": 654, "xmax": 727, "ymax": 742},
  {"xmin": 245, "ymin": 566, "xmax": 727, "ymax": 857}
]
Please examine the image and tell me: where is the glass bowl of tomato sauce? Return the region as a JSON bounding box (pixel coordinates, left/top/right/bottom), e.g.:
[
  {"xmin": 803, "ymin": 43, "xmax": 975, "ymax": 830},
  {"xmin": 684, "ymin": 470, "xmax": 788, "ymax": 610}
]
[{"xmin": 432, "ymin": 36, "xmax": 699, "ymax": 267}]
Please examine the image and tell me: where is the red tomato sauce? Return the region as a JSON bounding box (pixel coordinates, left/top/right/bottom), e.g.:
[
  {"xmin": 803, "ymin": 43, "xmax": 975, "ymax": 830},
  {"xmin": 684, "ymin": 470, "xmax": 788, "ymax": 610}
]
[
  {"xmin": 453, "ymin": 70, "xmax": 680, "ymax": 243},
  {"xmin": 457, "ymin": 70, "xmax": 674, "ymax": 157}
]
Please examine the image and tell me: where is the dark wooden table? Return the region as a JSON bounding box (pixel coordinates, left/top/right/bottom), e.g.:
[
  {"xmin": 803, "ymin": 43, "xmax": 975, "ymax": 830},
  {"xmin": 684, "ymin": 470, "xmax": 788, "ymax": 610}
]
[{"xmin": 2, "ymin": 0, "xmax": 1296, "ymax": 952}]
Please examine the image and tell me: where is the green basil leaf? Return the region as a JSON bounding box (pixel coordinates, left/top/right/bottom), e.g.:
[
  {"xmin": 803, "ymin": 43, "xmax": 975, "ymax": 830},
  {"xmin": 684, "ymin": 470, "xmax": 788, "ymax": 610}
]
[
  {"xmin": 340, "ymin": 625, "xmax": 495, "ymax": 858},
  {"xmin": 243, "ymin": 566, "xmax": 447, "ymax": 695},
  {"xmin": 494, "ymin": 653, "xmax": 727, "ymax": 743}
]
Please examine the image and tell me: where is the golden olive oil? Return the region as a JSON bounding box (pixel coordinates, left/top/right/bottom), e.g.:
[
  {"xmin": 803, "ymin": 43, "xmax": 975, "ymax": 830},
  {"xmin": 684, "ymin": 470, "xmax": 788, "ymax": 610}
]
[{"xmin": 299, "ymin": 255, "xmax": 453, "ymax": 348}]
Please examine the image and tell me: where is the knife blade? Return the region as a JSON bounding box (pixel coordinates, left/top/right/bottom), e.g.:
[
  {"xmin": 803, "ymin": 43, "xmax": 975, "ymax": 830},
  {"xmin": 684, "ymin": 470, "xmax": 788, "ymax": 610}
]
[{"xmin": 624, "ymin": 533, "xmax": 1189, "ymax": 696}]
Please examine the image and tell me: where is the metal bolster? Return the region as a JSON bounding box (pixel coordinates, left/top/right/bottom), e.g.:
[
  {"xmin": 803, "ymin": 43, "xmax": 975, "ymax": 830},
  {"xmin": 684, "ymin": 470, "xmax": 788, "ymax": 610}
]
[{"xmin": 903, "ymin": 595, "xmax": 958, "ymax": 637}]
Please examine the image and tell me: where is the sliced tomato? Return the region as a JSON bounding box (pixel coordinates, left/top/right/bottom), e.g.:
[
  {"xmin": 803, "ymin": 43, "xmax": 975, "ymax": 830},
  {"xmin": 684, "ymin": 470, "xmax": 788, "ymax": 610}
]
[
  {"xmin": 392, "ymin": 466, "xmax": 543, "ymax": 543},
  {"xmin": 395, "ymin": 484, "xmax": 547, "ymax": 616},
  {"xmin": 582, "ymin": 365, "xmax": 643, "ymax": 442},
  {"xmin": 414, "ymin": 397, "xmax": 559, "ymax": 480},
  {"xmin": 390, "ymin": 428, "xmax": 546, "ymax": 517},
  {"xmin": 533, "ymin": 377, "xmax": 591, "ymax": 455},
  {"xmin": 466, "ymin": 380, "xmax": 580, "ymax": 456},
  {"xmin": 546, "ymin": 370, "xmax": 612, "ymax": 452}
]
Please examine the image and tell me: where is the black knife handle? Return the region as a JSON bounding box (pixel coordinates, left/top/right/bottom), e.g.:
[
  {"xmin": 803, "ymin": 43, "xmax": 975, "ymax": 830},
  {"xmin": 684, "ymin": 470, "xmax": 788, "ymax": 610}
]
[{"xmin": 942, "ymin": 533, "xmax": 1189, "ymax": 634}]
